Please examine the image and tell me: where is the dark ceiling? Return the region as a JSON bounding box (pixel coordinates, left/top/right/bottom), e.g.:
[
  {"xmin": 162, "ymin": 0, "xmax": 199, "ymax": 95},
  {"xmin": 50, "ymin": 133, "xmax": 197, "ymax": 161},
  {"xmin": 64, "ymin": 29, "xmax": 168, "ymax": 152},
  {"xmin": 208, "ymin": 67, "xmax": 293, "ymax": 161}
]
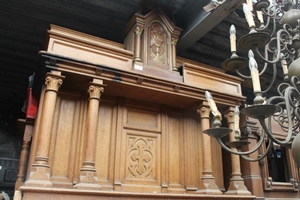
[{"xmin": 1, "ymin": 0, "xmax": 273, "ymax": 132}]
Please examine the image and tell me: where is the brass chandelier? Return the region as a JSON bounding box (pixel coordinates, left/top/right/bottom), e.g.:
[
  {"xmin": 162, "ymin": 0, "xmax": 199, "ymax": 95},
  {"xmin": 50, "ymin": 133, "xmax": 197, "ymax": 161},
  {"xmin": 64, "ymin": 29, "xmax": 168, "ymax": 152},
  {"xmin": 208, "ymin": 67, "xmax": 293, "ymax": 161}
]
[{"xmin": 204, "ymin": 0, "xmax": 300, "ymax": 165}]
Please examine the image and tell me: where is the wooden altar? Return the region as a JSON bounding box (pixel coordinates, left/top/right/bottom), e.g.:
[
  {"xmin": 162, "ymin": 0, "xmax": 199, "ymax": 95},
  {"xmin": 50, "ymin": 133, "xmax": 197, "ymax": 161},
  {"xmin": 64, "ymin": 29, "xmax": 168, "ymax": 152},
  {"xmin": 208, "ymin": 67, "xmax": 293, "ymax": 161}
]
[{"xmin": 15, "ymin": 9, "xmax": 260, "ymax": 200}]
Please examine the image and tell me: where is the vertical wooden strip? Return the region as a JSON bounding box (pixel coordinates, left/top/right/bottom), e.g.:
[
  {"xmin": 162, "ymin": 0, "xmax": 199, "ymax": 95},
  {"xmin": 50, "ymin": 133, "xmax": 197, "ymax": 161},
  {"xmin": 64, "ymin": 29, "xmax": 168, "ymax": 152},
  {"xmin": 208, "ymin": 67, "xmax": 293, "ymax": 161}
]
[
  {"xmin": 114, "ymin": 98, "xmax": 124, "ymax": 190},
  {"xmin": 211, "ymin": 138, "xmax": 225, "ymax": 191},
  {"xmin": 161, "ymin": 109, "xmax": 167, "ymax": 193}
]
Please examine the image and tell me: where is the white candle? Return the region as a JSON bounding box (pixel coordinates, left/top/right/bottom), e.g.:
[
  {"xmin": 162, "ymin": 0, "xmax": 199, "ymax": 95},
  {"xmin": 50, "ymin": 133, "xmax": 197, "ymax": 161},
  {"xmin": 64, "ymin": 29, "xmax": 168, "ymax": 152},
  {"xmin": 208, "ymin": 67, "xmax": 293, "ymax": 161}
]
[
  {"xmin": 234, "ymin": 106, "xmax": 240, "ymax": 135},
  {"xmin": 281, "ymin": 54, "xmax": 288, "ymax": 74},
  {"xmin": 205, "ymin": 91, "xmax": 222, "ymax": 120},
  {"xmin": 248, "ymin": 50, "xmax": 261, "ymax": 92},
  {"xmin": 257, "ymin": 11, "xmax": 264, "ymax": 25},
  {"xmin": 229, "ymin": 25, "xmax": 236, "ymax": 53},
  {"xmin": 243, "ymin": 3, "xmax": 256, "ymax": 28},
  {"xmin": 247, "ymin": 0, "xmax": 253, "ymax": 11}
]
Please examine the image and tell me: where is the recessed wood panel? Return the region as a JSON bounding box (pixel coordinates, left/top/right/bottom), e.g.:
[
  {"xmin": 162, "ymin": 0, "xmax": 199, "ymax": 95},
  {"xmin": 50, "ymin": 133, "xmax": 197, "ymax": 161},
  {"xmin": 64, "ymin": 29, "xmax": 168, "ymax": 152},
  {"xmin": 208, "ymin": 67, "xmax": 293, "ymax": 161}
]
[
  {"xmin": 165, "ymin": 111, "xmax": 185, "ymax": 193},
  {"xmin": 48, "ymin": 39, "xmax": 132, "ymax": 71},
  {"xmin": 119, "ymin": 129, "xmax": 161, "ymax": 192},
  {"xmin": 49, "ymin": 95, "xmax": 81, "ymax": 187},
  {"xmin": 95, "ymin": 100, "xmax": 117, "ymax": 190},
  {"xmin": 124, "ymin": 107, "xmax": 161, "ymax": 132}
]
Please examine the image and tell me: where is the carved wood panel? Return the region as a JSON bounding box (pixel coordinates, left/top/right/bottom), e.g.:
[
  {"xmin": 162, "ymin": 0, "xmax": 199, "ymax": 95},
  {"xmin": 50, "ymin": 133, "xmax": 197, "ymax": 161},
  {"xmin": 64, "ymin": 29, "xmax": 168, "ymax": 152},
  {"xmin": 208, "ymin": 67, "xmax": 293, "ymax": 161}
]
[
  {"xmin": 147, "ymin": 22, "xmax": 169, "ymax": 69},
  {"xmin": 118, "ymin": 101, "xmax": 162, "ymax": 192}
]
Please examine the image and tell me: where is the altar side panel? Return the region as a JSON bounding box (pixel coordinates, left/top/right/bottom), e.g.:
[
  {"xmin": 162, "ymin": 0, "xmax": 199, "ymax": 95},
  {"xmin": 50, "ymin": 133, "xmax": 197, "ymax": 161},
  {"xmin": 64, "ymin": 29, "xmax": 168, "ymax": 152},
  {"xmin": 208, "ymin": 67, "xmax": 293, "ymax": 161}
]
[
  {"xmin": 95, "ymin": 100, "xmax": 118, "ymax": 189},
  {"xmin": 211, "ymin": 137, "xmax": 225, "ymax": 191},
  {"xmin": 183, "ymin": 110, "xmax": 201, "ymax": 192},
  {"xmin": 166, "ymin": 111, "xmax": 185, "ymax": 193},
  {"xmin": 49, "ymin": 94, "xmax": 82, "ymax": 187}
]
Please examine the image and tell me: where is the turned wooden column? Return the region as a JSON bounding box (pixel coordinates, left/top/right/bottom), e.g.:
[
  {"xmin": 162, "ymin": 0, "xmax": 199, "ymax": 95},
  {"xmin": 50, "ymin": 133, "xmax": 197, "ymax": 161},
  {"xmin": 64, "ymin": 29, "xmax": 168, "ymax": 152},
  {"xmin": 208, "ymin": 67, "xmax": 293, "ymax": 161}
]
[
  {"xmin": 25, "ymin": 70, "xmax": 64, "ymax": 187},
  {"xmin": 134, "ymin": 26, "xmax": 143, "ymax": 62},
  {"xmin": 224, "ymin": 107, "xmax": 251, "ymax": 195},
  {"xmin": 15, "ymin": 121, "xmax": 33, "ymax": 190},
  {"xmin": 171, "ymin": 38, "xmax": 178, "ymax": 71},
  {"xmin": 196, "ymin": 102, "xmax": 222, "ymax": 194},
  {"xmin": 74, "ymin": 78, "xmax": 105, "ymax": 190}
]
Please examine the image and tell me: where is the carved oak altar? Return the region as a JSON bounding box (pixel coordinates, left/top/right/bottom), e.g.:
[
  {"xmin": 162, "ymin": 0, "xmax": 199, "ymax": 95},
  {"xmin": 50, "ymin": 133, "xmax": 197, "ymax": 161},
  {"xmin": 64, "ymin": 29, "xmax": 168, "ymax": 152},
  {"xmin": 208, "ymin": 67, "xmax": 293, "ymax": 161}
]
[{"xmin": 17, "ymin": 9, "xmax": 256, "ymax": 200}]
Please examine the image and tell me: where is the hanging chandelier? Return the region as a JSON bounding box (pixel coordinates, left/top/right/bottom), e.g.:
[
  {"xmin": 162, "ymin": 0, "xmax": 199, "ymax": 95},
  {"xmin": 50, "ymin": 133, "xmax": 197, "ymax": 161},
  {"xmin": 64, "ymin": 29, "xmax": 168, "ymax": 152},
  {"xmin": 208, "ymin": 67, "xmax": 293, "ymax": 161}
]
[{"xmin": 203, "ymin": 0, "xmax": 300, "ymax": 165}]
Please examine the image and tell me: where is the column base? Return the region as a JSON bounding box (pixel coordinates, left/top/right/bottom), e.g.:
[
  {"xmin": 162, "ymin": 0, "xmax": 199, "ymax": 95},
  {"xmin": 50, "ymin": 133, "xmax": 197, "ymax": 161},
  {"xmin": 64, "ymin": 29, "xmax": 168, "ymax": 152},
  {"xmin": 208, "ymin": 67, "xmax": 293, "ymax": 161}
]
[
  {"xmin": 73, "ymin": 171, "xmax": 101, "ymax": 190},
  {"xmin": 225, "ymin": 174, "xmax": 251, "ymax": 195},
  {"xmin": 13, "ymin": 190, "xmax": 22, "ymax": 200},
  {"xmin": 195, "ymin": 175, "xmax": 222, "ymax": 195},
  {"xmin": 24, "ymin": 166, "xmax": 52, "ymax": 187}
]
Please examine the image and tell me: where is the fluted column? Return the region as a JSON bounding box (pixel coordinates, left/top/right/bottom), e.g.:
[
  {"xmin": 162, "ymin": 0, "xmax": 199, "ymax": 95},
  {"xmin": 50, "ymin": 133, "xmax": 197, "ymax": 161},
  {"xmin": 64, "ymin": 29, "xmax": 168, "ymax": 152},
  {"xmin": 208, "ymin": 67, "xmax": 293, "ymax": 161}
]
[
  {"xmin": 134, "ymin": 26, "xmax": 143, "ymax": 62},
  {"xmin": 25, "ymin": 70, "xmax": 65, "ymax": 187},
  {"xmin": 196, "ymin": 102, "xmax": 222, "ymax": 194},
  {"xmin": 224, "ymin": 107, "xmax": 251, "ymax": 195},
  {"xmin": 74, "ymin": 78, "xmax": 105, "ymax": 190}
]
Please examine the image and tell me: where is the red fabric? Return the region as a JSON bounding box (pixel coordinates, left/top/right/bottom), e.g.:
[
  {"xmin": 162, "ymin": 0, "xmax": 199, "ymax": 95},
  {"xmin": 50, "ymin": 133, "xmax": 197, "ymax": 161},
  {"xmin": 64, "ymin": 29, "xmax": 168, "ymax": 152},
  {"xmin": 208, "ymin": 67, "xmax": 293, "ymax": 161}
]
[{"xmin": 26, "ymin": 88, "xmax": 38, "ymax": 119}]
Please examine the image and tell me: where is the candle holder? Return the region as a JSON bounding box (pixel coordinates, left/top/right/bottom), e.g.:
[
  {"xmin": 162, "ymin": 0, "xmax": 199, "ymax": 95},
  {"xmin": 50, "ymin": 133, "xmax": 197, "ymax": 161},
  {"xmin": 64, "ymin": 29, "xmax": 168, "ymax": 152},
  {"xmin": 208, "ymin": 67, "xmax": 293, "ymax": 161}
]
[
  {"xmin": 203, "ymin": 116, "xmax": 232, "ymax": 138},
  {"xmin": 238, "ymin": 32, "xmax": 270, "ymax": 49},
  {"xmin": 221, "ymin": 56, "xmax": 248, "ymax": 72}
]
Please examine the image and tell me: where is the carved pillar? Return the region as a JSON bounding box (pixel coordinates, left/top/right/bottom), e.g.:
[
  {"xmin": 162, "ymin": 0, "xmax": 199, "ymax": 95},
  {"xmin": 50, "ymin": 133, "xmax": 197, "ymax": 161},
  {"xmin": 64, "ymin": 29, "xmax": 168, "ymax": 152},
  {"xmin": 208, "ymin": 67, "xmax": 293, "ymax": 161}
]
[
  {"xmin": 15, "ymin": 122, "xmax": 33, "ymax": 190},
  {"xmin": 224, "ymin": 107, "xmax": 251, "ymax": 195},
  {"xmin": 196, "ymin": 102, "xmax": 222, "ymax": 194},
  {"xmin": 171, "ymin": 38, "xmax": 178, "ymax": 71},
  {"xmin": 25, "ymin": 70, "xmax": 64, "ymax": 187},
  {"xmin": 74, "ymin": 78, "xmax": 105, "ymax": 190},
  {"xmin": 134, "ymin": 26, "xmax": 143, "ymax": 62}
]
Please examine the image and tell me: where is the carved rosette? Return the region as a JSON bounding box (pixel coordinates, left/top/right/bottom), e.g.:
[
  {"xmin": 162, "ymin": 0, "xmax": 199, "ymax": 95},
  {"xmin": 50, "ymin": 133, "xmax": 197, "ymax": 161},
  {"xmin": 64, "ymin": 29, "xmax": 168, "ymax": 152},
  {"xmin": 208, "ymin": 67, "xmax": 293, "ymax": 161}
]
[
  {"xmin": 88, "ymin": 85, "xmax": 104, "ymax": 100},
  {"xmin": 45, "ymin": 76, "xmax": 63, "ymax": 92},
  {"xmin": 127, "ymin": 137, "xmax": 153, "ymax": 179}
]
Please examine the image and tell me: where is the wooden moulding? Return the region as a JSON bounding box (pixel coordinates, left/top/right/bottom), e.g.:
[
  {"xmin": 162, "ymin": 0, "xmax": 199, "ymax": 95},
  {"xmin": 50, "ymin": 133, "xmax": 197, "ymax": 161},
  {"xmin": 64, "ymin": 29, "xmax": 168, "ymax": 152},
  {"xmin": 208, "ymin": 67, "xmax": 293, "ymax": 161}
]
[
  {"xmin": 42, "ymin": 54, "xmax": 245, "ymax": 109},
  {"xmin": 21, "ymin": 186, "xmax": 256, "ymax": 200},
  {"xmin": 46, "ymin": 24, "xmax": 133, "ymax": 71}
]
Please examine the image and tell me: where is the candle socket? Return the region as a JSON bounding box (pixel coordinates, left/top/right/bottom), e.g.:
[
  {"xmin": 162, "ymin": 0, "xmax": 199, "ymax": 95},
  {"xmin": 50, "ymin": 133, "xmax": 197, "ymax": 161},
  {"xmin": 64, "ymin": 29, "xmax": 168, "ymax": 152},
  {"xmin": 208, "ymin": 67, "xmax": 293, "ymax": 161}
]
[
  {"xmin": 212, "ymin": 116, "xmax": 222, "ymax": 128},
  {"xmin": 231, "ymin": 52, "xmax": 238, "ymax": 58},
  {"xmin": 253, "ymin": 91, "xmax": 265, "ymax": 105},
  {"xmin": 235, "ymin": 133, "xmax": 241, "ymax": 140}
]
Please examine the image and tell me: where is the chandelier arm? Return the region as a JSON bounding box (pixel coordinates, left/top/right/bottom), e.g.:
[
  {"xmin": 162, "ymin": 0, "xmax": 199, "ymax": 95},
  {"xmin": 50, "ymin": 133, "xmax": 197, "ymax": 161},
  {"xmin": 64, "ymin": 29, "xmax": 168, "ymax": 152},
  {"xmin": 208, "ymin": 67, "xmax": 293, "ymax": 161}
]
[
  {"xmin": 259, "ymin": 60, "xmax": 269, "ymax": 75},
  {"xmin": 270, "ymin": 16, "xmax": 277, "ymax": 37},
  {"xmin": 240, "ymin": 137, "xmax": 273, "ymax": 162},
  {"xmin": 253, "ymin": 38, "xmax": 280, "ymax": 64},
  {"xmin": 235, "ymin": 68, "xmax": 252, "ymax": 79},
  {"xmin": 261, "ymin": 62, "xmax": 277, "ymax": 94},
  {"xmin": 215, "ymin": 129, "xmax": 266, "ymax": 156},
  {"xmin": 258, "ymin": 115, "xmax": 293, "ymax": 145}
]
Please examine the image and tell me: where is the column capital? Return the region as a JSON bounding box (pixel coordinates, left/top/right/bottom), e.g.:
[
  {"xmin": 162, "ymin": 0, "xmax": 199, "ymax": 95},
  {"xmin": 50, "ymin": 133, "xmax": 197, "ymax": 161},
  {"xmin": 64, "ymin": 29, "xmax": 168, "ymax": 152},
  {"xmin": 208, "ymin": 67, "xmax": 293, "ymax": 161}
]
[
  {"xmin": 45, "ymin": 71, "xmax": 65, "ymax": 92},
  {"xmin": 134, "ymin": 26, "xmax": 143, "ymax": 35},
  {"xmin": 171, "ymin": 37, "xmax": 178, "ymax": 45},
  {"xmin": 224, "ymin": 106, "xmax": 235, "ymax": 124},
  {"xmin": 197, "ymin": 102, "xmax": 211, "ymax": 119},
  {"xmin": 88, "ymin": 79, "xmax": 106, "ymax": 100}
]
